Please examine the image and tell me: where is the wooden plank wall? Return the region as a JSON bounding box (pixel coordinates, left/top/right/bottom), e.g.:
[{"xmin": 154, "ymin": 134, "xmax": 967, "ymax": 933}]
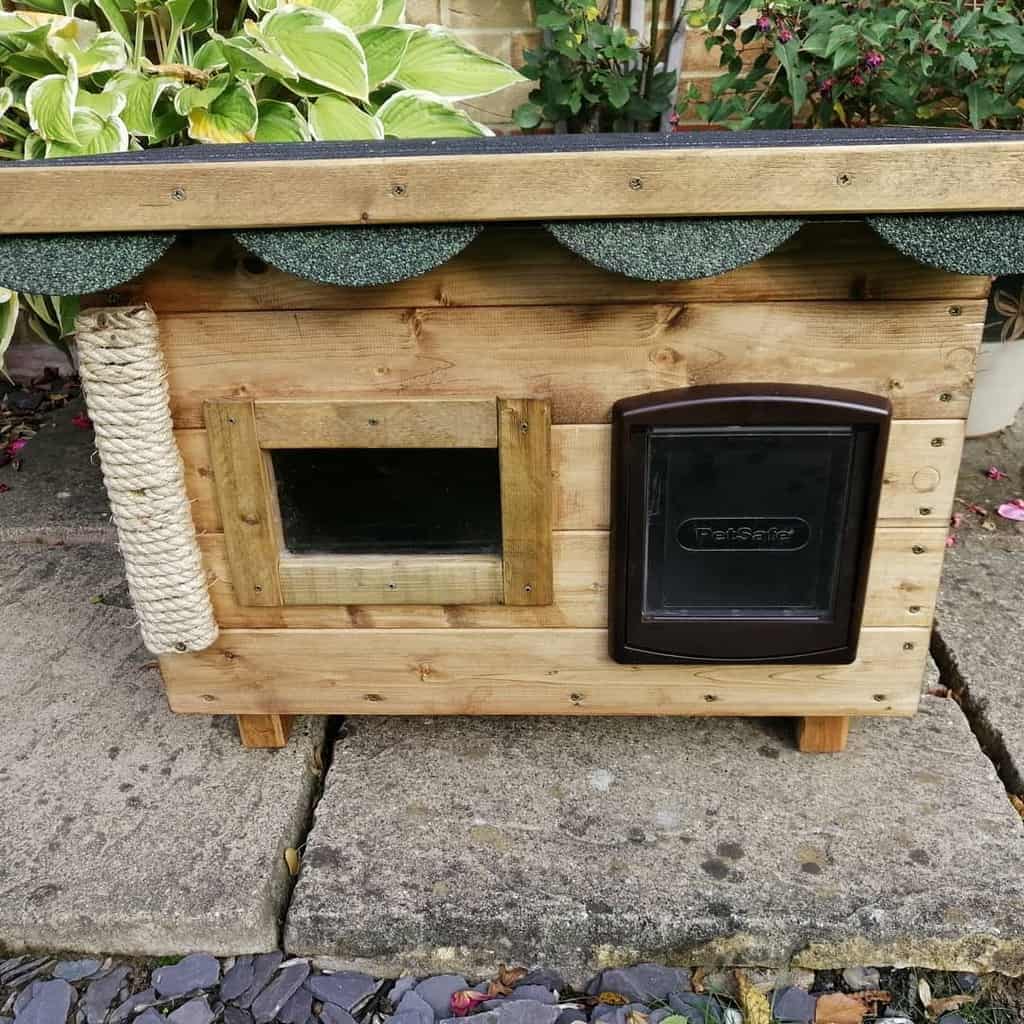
[{"xmin": 120, "ymin": 221, "xmax": 988, "ymax": 717}]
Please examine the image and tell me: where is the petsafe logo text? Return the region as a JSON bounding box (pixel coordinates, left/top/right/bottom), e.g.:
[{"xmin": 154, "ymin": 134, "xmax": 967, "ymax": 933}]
[{"xmin": 677, "ymin": 517, "xmax": 811, "ymax": 552}]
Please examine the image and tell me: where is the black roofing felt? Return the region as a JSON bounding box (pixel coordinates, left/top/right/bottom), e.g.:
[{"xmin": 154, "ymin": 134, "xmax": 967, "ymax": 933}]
[
  {"xmin": 16, "ymin": 127, "xmax": 1024, "ymax": 168},
  {"xmin": 0, "ymin": 212, "xmax": 1020, "ymax": 294}
]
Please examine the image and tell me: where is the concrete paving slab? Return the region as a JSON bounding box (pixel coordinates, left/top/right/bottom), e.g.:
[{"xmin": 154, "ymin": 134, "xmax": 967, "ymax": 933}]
[
  {"xmin": 285, "ymin": 706, "xmax": 1024, "ymax": 981},
  {"xmin": 0, "ymin": 400, "xmax": 114, "ymax": 544},
  {"xmin": 933, "ymin": 403, "xmax": 1024, "ymax": 793},
  {"xmin": 0, "ymin": 540, "xmax": 324, "ymax": 955}
]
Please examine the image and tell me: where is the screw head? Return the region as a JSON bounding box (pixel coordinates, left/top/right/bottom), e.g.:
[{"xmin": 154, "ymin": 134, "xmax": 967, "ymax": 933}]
[
  {"xmin": 931, "ymin": 437, "xmax": 944, "ymax": 447},
  {"xmin": 523, "ymin": 583, "xmax": 533, "ymax": 593},
  {"xmin": 391, "ymin": 183, "xmax": 407, "ymax": 197},
  {"xmin": 628, "ymin": 177, "xmax": 643, "ymax": 190},
  {"xmin": 174, "ymin": 641, "xmax": 187, "ymax": 652},
  {"xmin": 912, "ymin": 544, "xmax": 926, "ymax": 554},
  {"xmin": 939, "ymin": 392, "xmax": 953, "ymax": 403},
  {"xmin": 949, "ymin": 305, "xmax": 962, "ymax": 317},
  {"xmin": 170, "ymin": 187, "xmax": 186, "ymax": 202},
  {"xmin": 903, "ymin": 642, "xmax": 915, "ymax": 651},
  {"xmin": 909, "ymin": 605, "xmax": 922, "ymax": 614},
  {"xmin": 919, "ymin": 507, "xmax": 932, "ymax": 517},
  {"xmin": 836, "ymin": 173, "xmax": 852, "ymax": 186}
]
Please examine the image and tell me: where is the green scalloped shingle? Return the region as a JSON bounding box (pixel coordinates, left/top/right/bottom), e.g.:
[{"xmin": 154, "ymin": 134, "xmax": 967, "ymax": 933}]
[
  {"xmin": 0, "ymin": 233, "xmax": 175, "ymax": 296},
  {"xmin": 234, "ymin": 224, "xmax": 482, "ymax": 287},
  {"xmin": 545, "ymin": 217, "xmax": 805, "ymax": 282},
  {"xmin": 869, "ymin": 213, "xmax": 1024, "ymax": 276}
]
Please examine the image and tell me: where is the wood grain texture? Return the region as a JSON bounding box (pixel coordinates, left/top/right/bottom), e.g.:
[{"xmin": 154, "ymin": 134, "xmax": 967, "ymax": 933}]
[
  {"xmin": 198, "ymin": 526, "xmax": 945, "ymax": 630},
  {"xmin": 160, "ymin": 625, "xmax": 927, "ymax": 717},
  {"xmin": 237, "ymin": 713, "xmax": 292, "ymax": 748},
  {"xmin": 92, "ymin": 223, "xmax": 990, "ymax": 314},
  {"xmin": 161, "ymin": 301, "xmax": 985, "ymax": 427},
  {"xmin": 279, "ymin": 552, "xmax": 503, "ymax": 606},
  {"xmin": 177, "ymin": 420, "xmax": 968, "ymax": 535},
  {"xmin": 796, "ymin": 716, "xmax": 850, "ymax": 753},
  {"xmin": 203, "ymin": 401, "xmax": 281, "ymax": 607},
  {"xmin": 11, "ymin": 139, "xmax": 1024, "ymax": 233},
  {"xmin": 254, "ymin": 398, "xmax": 498, "ymax": 449},
  {"xmin": 498, "ymin": 398, "xmax": 554, "ymax": 606}
]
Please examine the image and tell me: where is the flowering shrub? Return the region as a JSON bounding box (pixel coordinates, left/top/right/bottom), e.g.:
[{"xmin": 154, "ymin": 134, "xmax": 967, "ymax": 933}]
[
  {"xmin": 515, "ymin": 0, "xmax": 680, "ymax": 132},
  {"xmin": 683, "ymin": 0, "xmax": 1024, "ymax": 129}
]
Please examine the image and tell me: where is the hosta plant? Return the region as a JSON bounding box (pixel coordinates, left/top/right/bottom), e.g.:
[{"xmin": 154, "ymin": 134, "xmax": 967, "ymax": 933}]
[
  {"xmin": 0, "ymin": 0, "xmax": 523, "ymax": 370},
  {"xmin": 683, "ymin": 0, "xmax": 1024, "ymax": 130}
]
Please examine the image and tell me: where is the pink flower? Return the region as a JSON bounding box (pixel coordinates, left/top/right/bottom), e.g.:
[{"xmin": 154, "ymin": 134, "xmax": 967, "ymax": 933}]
[
  {"xmin": 756, "ymin": 15, "xmax": 772, "ymax": 31},
  {"xmin": 7, "ymin": 438, "xmax": 27, "ymax": 455},
  {"xmin": 819, "ymin": 76, "xmax": 836, "ymax": 97},
  {"xmin": 986, "ymin": 465, "xmax": 1009, "ymax": 480},
  {"xmin": 850, "ymin": 72, "xmax": 865, "ymax": 86},
  {"xmin": 778, "ymin": 27, "xmax": 793, "ymax": 42},
  {"xmin": 863, "ymin": 50, "xmax": 885, "ymax": 69},
  {"xmin": 72, "ymin": 412, "xmax": 92, "ymax": 430},
  {"xmin": 0, "ymin": 482, "xmax": 8, "ymax": 494},
  {"xmin": 945, "ymin": 534, "xmax": 957, "ymax": 547},
  {"xmin": 450, "ymin": 992, "xmax": 489, "ymax": 1017},
  {"xmin": 997, "ymin": 499, "xmax": 1024, "ymax": 522}
]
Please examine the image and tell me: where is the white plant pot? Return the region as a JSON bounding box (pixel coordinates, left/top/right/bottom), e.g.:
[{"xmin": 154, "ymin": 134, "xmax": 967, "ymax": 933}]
[{"xmin": 966, "ymin": 339, "xmax": 1024, "ymax": 438}]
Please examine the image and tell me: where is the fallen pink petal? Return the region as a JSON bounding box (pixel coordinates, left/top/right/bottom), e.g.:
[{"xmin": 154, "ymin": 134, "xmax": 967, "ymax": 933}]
[
  {"xmin": 950, "ymin": 512, "xmax": 964, "ymax": 529},
  {"xmin": 71, "ymin": 413, "xmax": 93, "ymax": 430},
  {"xmin": 7, "ymin": 438, "xmax": 27, "ymax": 455},
  {"xmin": 450, "ymin": 991, "xmax": 489, "ymax": 1017},
  {"xmin": 986, "ymin": 466, "xmax": 1009, "ymax": 480},
  {"xmin": 946, "ymin": 534, "xmax": 957, "ymax": 547},
  {"xmin": 997, "ymin": 501, "xmax": 1024, "ymax": 521}
]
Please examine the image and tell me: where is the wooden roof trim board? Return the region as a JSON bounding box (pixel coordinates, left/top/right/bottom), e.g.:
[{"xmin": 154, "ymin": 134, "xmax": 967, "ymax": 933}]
[{"xmin": 3, "ymin": 130, "xmax": 1024, "ymax": 233}]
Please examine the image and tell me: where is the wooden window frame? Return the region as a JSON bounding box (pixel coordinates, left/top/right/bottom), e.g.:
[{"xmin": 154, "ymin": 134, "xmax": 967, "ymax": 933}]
[{"xmin": 203, "ymin": 397, "xmax": 553, "ymax": 608}]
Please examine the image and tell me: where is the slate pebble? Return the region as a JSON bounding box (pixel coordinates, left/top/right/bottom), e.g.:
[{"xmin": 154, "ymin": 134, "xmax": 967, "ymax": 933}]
[
  {"xmin": 517, "ymin": 971, "xmax": 566, "ymax": 994},
  {"xmin": 224, "ymin": 1007, "xmax": 254, "ymax": 1024},
  {"xmin": 18, "ymin": 980, "xmax": 74, "ymax": 1024},
  {"xmin": 771, "ymin": 986, "xmax": 818, "ymax": 1024},
  {"xmin": 396, "ymin": 989, "xmax": 435, "ymax": 1024},
  {"xmin": 168, "ymin": 996, "xmax": 216, "ymax": 1024},
  {"xmin": 279, "ymin": 986, "xmax": 313, "ymax": 1024},
  {"xmin": 110, "ymin": 989, "xmax": 157, "ymax": 1024},
  {"xmin": 136, "ymin": 1010, "xmax": 166, "ymax": 1024},
  {"xmin": 252, "ymin": 962, "xmax": 310, "ymax": 1024},
  {"xmin": 319, "ymin": 1005, "xmax": 359, "ymax": 1024},
  {"xmin": 588, "ymin": 965, "xmax": 692, "ymax": 1003},
  {"xmin": 84, "ymin": 967, "xmax": 131, "ymax": 1024},
  {"xmin": 668, "ymin": 993, "xmax": 726, "ymax": 1024},
  {"xmin": 13, "ymin": 981, "xmax": 43, "ymax": 1017},
  {"xmin": 221, "ymin": 956, "xmax": 256, "ymax": 1002},
  {"xmin": 556, "ymin": 1011, "xmax": 586, "ymax": 1024},
  {"xmin": 153, "ymin": 954, "xmax": 220, "ymax": 998},
  {"xmin": 440, "ymin": 1000, "xmax": 561, "ymax": 1024},
  {"xmin": 52, "ymin": 961, "xmax": 102, "ymax": 984},
  {"xmin": 306, "ymin": 973, "xmax": 376, "ymax": 1013},
  {"xmin": 235, "ymin": 953, "xmax": 284, "ymax": 1010},
  {"xmin": 413, "ymin": 976, "xmax": 468, "ymax": 1021},
  {"xmin": 390, "ymin": 978, "xmax": 418, "ymax": 1002}
]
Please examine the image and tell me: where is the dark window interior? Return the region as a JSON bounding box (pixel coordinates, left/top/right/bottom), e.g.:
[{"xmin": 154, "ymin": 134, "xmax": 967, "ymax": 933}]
[{"xmin": 272, "ymin": 448, "xmax": 502, "ymax": 555}]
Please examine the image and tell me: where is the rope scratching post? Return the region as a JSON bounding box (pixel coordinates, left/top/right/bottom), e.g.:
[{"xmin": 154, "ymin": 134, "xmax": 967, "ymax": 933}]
[{"xmin": 76, "ymin": 306, "xmax": 218, "ymax": 654}]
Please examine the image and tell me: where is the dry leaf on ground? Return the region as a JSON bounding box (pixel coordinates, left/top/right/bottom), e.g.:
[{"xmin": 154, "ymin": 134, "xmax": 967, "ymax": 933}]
[
  {"xmin": 691, "ymin": 968, "xmax": 706, "ymax": 994},
  {"xmin": 734, "ymin": 972, "xmax": 770, "ymax": 1024},
  {"xmin": 284, "ymin": 847, "xmax": 300, "ymax": 876},
  {"xmin": 598, "ymin": 993, "xmax": 629, "ymax": 1006},
  {"xmin": 496, "ymin": 966, "xmax": 527, "ymax": 989},
  {"xmin": 815, "ymin": 992, "xmax": 868, "ymax": 1024},
  {"xmin": 927, "ymin": 994, "xmax": 976, "ymax": 1017}
]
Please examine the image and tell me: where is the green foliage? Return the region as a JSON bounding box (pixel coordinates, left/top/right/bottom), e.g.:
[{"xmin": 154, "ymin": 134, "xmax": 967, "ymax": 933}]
[
  {"xmin": 515, "ymin": 0, "xmax": 679, "ymax": 132},
  {"xmin": 0, "ymin": 0, "xmax": 524, "ymax": 159},
  {"xmin": 683, "ymin": 0, "xmax": 1024, "ymax": 130}
]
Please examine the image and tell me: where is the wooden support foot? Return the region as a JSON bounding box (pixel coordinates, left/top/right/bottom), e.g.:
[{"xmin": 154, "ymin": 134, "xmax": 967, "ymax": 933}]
[
  {"xmin": 796, "ymin": 716, "xmax": 850, "ymax": 753},
  {"xmin": 238, "ymin": 714, "xmax": 293, "ymax": 749}
]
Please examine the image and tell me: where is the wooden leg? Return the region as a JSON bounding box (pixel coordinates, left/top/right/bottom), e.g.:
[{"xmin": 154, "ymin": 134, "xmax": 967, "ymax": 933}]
[
  {"xmin": 237, "ymin": 714, "xmax": 293, "ymax": 749},
  {"xmin": 796, "ymin": 716, "xmax": 850, "ymax": 753}
]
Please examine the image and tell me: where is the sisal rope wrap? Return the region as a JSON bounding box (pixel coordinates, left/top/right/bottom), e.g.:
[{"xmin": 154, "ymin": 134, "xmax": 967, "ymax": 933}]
[{"xmin": 76, "ymin": 306, "xmax": 218, "ymax": 654}]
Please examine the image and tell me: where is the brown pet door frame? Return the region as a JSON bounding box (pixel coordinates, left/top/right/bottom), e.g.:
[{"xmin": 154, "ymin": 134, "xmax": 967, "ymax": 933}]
[
  {"xmin": 610, "ymin": 384, "xmax": 891, "ymax": 665},
  {"xmin": 203, "ymin": 397, "xmax": 553, "ymax": 608}
]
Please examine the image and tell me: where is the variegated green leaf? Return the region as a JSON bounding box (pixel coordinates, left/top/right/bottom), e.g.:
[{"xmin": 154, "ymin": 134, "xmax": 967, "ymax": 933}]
[
  {"xmin": 358, "ymin": 24, "xmax": 411, "ymax": 88},
  {"xmin": 255, "ymin": 98, "xmax": 309, "ymax": 140},
  {"xmin": 76, "ymin": 86, "xmax": 125, "ymax": 117},
  {"xmin": 20, "ymin": 11, "xmax": 99, "ymax": 49},
  {"xmin": 193, "ymin": 38, "xmax": 228, "ymax": 70},
  {"xmin": 7, "ymin": 0, "xmax": 66, "ymax": 17},
  {"xmin": 45, "ymin": 105, "xmax": 128, "ymax": 155},
  {"xmin": 377, "ymin": 0, "xmax": 404, "ymax": 25},
  {"xmin": 26, "ymin": 67, "xmax": 77, "ymax": 143},
  {"xmin": 377, "ymin": 88, "xmax": 491, "ymax": 137},
  {"xmin": 395, "ymin": 26, "xmax": 523, "ymax": 99},
  {"xmin": 92, "ymin": 0, "xmax": 131, "ymax": 43},
  {"xmin": 22, "ymin": 132, "xmax": 46, "ymax": 158},
  {"xmin": 0, "ymin": 288, "xmax": 18, "ymax": 377},
  {"xmin": 49, "ymin": 29, "xmax": 127, "ymax": 75},
  {"xmin": 259, "ymin": 6, "xmax": 368, "ymax": 100},
  {"xmin": 217, "ymin": 32, "xmax": 299, "ymax": 79},
  {"xmin": 103, "ymin": 70, "xmax": 177, "ymax": 136},
  {"xmin": 303, "ymin": 0, "xmax": 380, "ymax": 29},
  {"xmin": 0, "ymin": 85, "xmax": 13, "ymax": 120},
  {"xmin": 308, "ymin": 91, "xmax": 381, "ymax": 138},
  {"xmin": 182, "ymin": 78, "xmax": 258, "ymax": 142},
  {"xmin": 173, "ymin": 73, "xmax": 229, "ymax": 114}
]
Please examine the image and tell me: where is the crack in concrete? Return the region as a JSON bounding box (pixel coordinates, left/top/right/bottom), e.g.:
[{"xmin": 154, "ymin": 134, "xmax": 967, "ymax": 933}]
[
  {"xmin": 930, "ymin": 631, "xmax": 1024, "ymax": 801},
  {"xmin": 279, "ymin": 715, "xmax": 346, "ymax": 949}
]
